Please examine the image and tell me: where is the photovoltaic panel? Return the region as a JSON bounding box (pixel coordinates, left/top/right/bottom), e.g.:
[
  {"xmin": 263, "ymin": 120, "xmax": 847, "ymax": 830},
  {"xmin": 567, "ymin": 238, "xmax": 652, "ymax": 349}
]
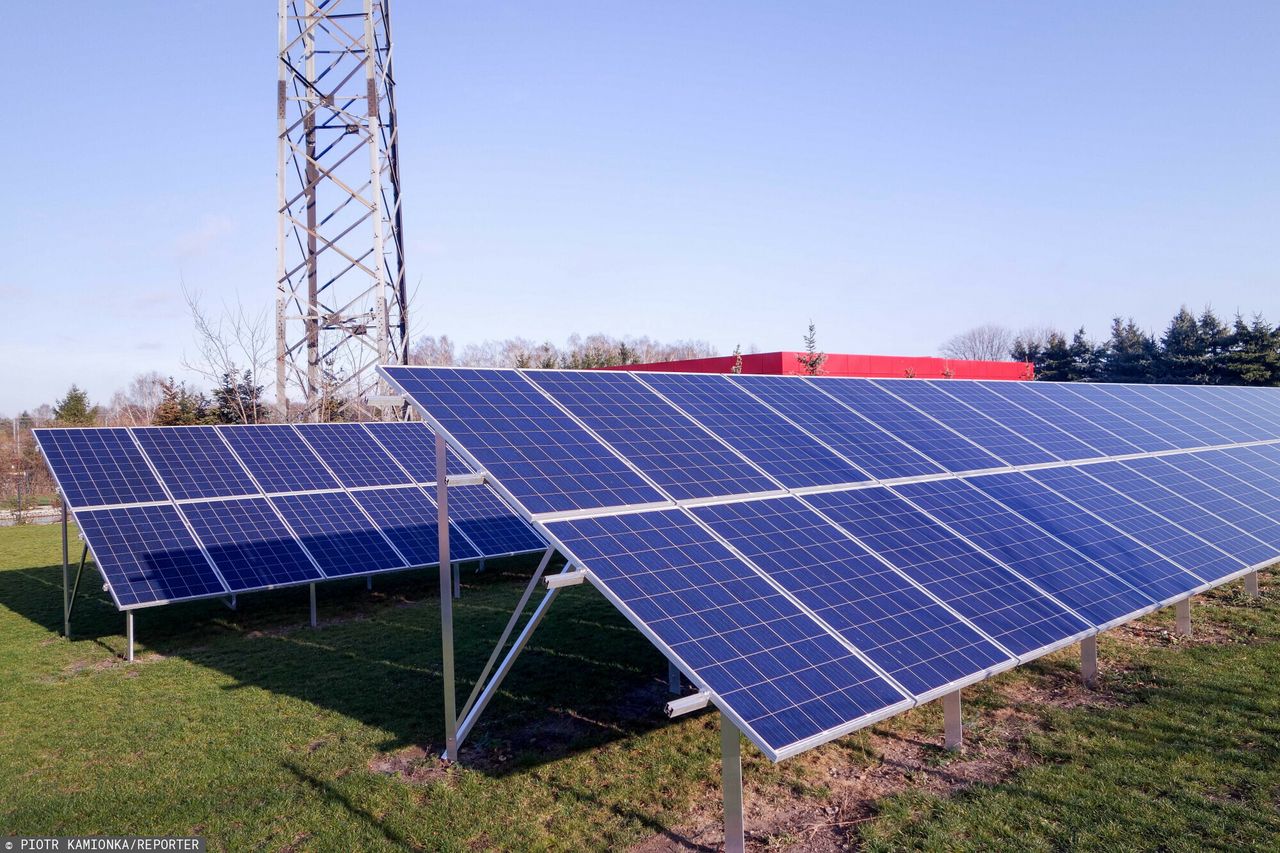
[
  {"xmin": 295, "ymin": 423, "xmax": 413, "ymax": 488},
  {"xmin": 1233, "ymin": 444, "xmax": 1280, "ymax": 481},
  {"xmin": 871, "ymin": 379, "xmax": 1057, "ymax": 466},
  {"xmin": 132, "ymin": 426, "xmax": 259, "ymax": 501},
  {"xmin": 217, "ymin": 425, "xmax": 340, "ymax": 494},
  {"xmin": 363, "ymin": 421, "xmax": 472, "ymax": 482},
  {"xmin": 1124, "ymin": 455, "xmax": 1280, "ymax": 551},
  {"xmin": 891, "ymin": 478, "xmax": 1154, "ymax": 628},
  {"xmin": 527, "ymin": 370, "xmax": 779, "ymax": 501},
  {"xmin": 811, "ymin": 378, "xmax": 1005, "ymax": 473},
  {"xmin": 1078, "ymin": 461, "xmax": 1276, "ymax": 570},
  {"xmin": 927, "ymin": 381, "xmax": 1100, "ymax": 461},
  {"xmin": 181, "ymin": 498, "xmax": 324, "ymax": 591},
  {"xmin": 352, "ymin": 486, "xmax": 481, "ymax": 567},
  {"xmin": 691, "ymin": 497, "xmax": 1011, "ymax": 697},
  {"xmin": 1194, "ymin": 449, "xmax": 1280, "ymax": 498},
  {"xmin": 381, "ymin": 366, "xmax": 665, "ymax": 514},
  {"xmin": 1129, "ymin": 386, "xmax": 1259, "ymax": 444},
  {"xmin": 965, "ymin": 472, "xmax": 1201, "ymax": 603},
  {"xmin": 444, "ymin": 484, "xmax": 545, "ymax": 557},
  {"xmin": 75, "ymin": 504, "xmax": 227, "ymax": 607},
  {"xmin": 1194, "ymin": 388, "xmax": 1280, "ymax": 439},
  {"xmin": 804, "ymin": 487, "xmax": 1089, "ymax": 656},
  {"xmin": 545, "ymin": 508, "xmax": 908, "ymax": 758},
  {"xmin": 270, "ymin": 491, "xmax": 409, "ymax": 577},
  {"xmin": 34, "ymin": 428, "xmax": 169, "ymax": 508},
  {"xmin": 1229, "ymin": 386, "xmax": 1280, "ymax": 428},
  {"xmin": 983, "ymin": 381, "xmax": 1141, "ymax": 457},
  {"xmin": 1046, "ymin": 384, "xmax": 1187, "ymax": 451},
  {"xmin": 728, "ymin": 374, "xmax": 945, "ymax": 480},
  {"xmin": 1093, "ymin": 385, "xmax": 1227, "ymax": 447},
  {"xmin": 1026, "ymin": 466, "xmax": 1240, "ymax": 584},
  {"xmin": 636, "ymin": 372, "xmax": 871, "ymax": 488}
]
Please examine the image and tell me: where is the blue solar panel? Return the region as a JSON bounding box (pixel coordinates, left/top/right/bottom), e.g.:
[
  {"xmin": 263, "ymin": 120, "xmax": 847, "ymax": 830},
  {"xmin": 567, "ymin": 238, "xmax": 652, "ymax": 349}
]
[
  {"xmin": 1234, "ymin": 444, "xmax": 1280, "ymax": 481},
  {"xmin": 692, "ymin": 498, "xmax": 1011, "ymax": 697},
  {"xmin": 636, "ymin": 372, "xmax": 871, "ymax": 488},
  {"xmin": 181, "ymin": 498, "xmax": 323, "ymax": 591},
  {"xmin": 1026, "ymin": 466, "xmax": 1240, "ymax": 584},
  {"xmin": 1133, "ymin": 386, "xmax": 1260, "ymax": 443},
  {"xmin": 34, "ymin": 428, "xmax": 169, "ymax": 508},
  {"xmin": 1042, "ymin": 384, "xmax": 1184, "ymax": 451},
  {"xmin": 132, "ymin": 426, "xmax": 259, "ymax": 501},
  {"xmin": 382, "ymin": 366, "xmax": 665, "ymax": 514},
  {"xmin": 804, "ymin": 488, "xmax": 1089, "ymax": 656},
  {"xmin": 982, "ymin": 382, "xmax": 1141, "ymax": 457},
  {"xmin": 526, "ymin": 371, "xmax": 779, "ymax": 501},
  {"xmin": 218, "ymin": 425, "xmax": 339, "ymax": 494},
  {"xmin": 965, "ymin": 472, "xmax": 1200, "ymax": 603},
  {"xmin": 445, "ymin": 484, "xmax": 545, "ymax": 557},
  {"xmin": 1093, "ymin": 385, "xmax": 1224, "ymax": 447},
  {"xmin": 295, "ymin": 423, "xmax": 413, "ymax": 488},
  {"xmin": 545, "ymin": 508, "xmax": 908, "ymax": 757},
  {"xmin": 1193, "ymin": 449, "xmax": 1280, "ymax": 498},
  {"xmin": 351, "ymin": 486, "xmax": 481, "ymax": 566},
  {"xmin": 270, "ymin": 491, "xmax": 409, "ymax": 577},
  {"xmin": 728, "ymin": 375, "xmax": 945, "ymax": 480},
  {"xmin": 892, "ymin": 478, "xmax": 1154, "ymax": 628},
  {"xmin": 363, "ymin": 421, "xmax": 472, "ymax": 482},
  {"xmin": 810, "ymin": 379, "xmax": 1005, "ymax": 473},
  {"xmin": 1125, "ymin": 455, "xmax": 1280, "ymax": 551},
  {"xmin": 1078, "ymin": 461, "xmax": 1276, "ymax": 570},
  {"xmin": 928, "ymin": 381, "xmax": 1101, "ymax": 461},
  {"xmin": 1228, "ymin": 386, "xmax": 1280, "ymax": 429},
  {"xmin": 873, "ymin": 380, "xmax": 1057, "ymax": 466},
  {"xmin": 76, "ymin": 504, "xmax": 228, "ymax": 607}
]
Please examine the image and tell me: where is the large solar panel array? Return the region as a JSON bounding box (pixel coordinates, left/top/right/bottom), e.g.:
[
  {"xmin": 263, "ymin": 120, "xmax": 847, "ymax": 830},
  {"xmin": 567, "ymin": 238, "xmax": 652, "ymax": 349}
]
[
  {"xmin": 35, "ymin": 422, "xmax": 546, "ymax": 610},
  {"xmin": 384, "ymin": 365, "xmax": 1280, "ymax": 761}
]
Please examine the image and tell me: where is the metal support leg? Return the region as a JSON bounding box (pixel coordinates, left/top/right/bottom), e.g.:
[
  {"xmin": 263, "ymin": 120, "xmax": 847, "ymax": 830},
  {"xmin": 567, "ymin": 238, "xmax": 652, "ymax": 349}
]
[
  {"xmin": 222, "ymin": 594, "xmax": 237, "ymax": 611},
  {"xmin": 67, "ymin": 545, "xmax": 88, "ymax": 629},
  {"xmin": 721, "ymin": 714, "xmax": 745, "ymax": 853},
  {"xmin": 366, "ymin": 576, "xmax": 373, "ymax": 591},
  {"xmin": 452, "ymin": 562, "xmax": 461, "ymax": 599},
  {"xmin": 309, "ymin": 584, "xmax": 317, "ymax": 628},
  {"xmin": 668, "ymin": 659, "xmax": 682, "ymax": 695},
  {"xmin": 1081, "ymin": 635, "xmax": 1098, "ymax": 687},
  {"xmin": 477, "ymin": 558, "xmax": 487, "ymax": 574},
  {"xmin": 61, "ymin": 503, "xmax": 70, "ymax": 638},
  {"xmin": 1176, "ymin": 597, "xmax": 1192, "ymax": 637},
  {"xmin": 437, "ymin": 432, "xmax": 458, "ymax": 762},
  {"xmin": 125, "ymin": 611, "xmax": 135, "ymax": 662},
  {"xmin": 1245, "ymin": 571, "xmax": 1260, "ymax": 598},
  {"xmin": 943, "ymin": 690, "xmax": 962, "ymax": 751}
]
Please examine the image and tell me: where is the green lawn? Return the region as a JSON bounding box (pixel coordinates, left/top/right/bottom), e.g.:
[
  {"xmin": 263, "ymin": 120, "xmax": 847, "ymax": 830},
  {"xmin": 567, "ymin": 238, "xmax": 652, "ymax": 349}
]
[{"xmin": 1, "ymin": 523, "xmax": 1278, "ymax": 851}]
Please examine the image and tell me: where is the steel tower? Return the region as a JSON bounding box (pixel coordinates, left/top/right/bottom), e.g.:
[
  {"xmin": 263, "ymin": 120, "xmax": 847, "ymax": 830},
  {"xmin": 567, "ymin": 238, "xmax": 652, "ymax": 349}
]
[{"xmin": 276, "ymin": 0, "xmax": 407, "ymax": 420}]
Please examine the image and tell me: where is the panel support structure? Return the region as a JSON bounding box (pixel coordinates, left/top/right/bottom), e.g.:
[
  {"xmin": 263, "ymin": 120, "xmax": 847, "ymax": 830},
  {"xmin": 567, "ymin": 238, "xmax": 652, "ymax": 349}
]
[
  {"xmin": 943, "ymin": 690, "xmax": 963, "ymax": 751},
  {"xmin": 1176, "ymin": 598, "xmax": 1192, "ymax": 637},
  {"xmin": 309, "ymin": 583, "xmax": 318, "ymax": 628},
  {"xmin": 1245, "ymin": 571, "xmax": 1260, "ymax": 598},
  {"xmin": 1080, "ymin": 635, "xmax": 1098, "ymax": 688},
  {"xmin": 125, "ymin": 611, "xmax": 135, "ymax": 662},
  {"xmin": 668, "ymin": 659, "xmax": 682, "ymax": 695},
  {"xmin": 61, "ymin": 503, "xmax": 69, "ymax": 638},
  {"xmin": 721, "ymin": 713, "xmax": 745, "ymax": 853},
  {"xmin": 437, "ymin": 431, "xmax": 458, "ymax": 761}
]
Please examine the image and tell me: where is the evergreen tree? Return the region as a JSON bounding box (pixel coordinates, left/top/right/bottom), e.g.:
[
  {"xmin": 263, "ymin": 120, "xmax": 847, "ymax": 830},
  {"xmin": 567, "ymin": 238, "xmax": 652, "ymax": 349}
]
[
  {"xmin": 151, "ymin": 378, "xmax": 210, "ymax": 426},
  {"xmin": 1010, "ymin": 335, "xmax": 1045, "ymax": 372},
  {"xmin": 1158, "ymin": 306, "xmax": 1206, "ymax": 383},
  {"xmin": 210, "ymin": 370, "xmax": 265, "ymax": 424},
  {"xmin": 1198, "ymin": 308, "xmax": 1232, "ymax": 385},
  {"xmin": 52, "ymin": 385, "xmax": 98, "ymax": 426},
  {"xmin": 1100, "ymin": 317, "xmax": 1158, "ymax": 383},
  {"xmin": 1036, "ymin": 332, "xmax": 1074, "ymax": 381},
  {"xmin": 795, "ymin": 322, "xmax": 827, "ymax": 376},
  {"xmin": 1224, "ymin": 314, "xmax": 1280, "ymax": 386},
  {"xmin": 1068, "ymin": 328, "xmax": 1103, "ymax": 381},
  {"xmin": 731, "ymin": 344, "xmax": 743, "ymax": 375}
]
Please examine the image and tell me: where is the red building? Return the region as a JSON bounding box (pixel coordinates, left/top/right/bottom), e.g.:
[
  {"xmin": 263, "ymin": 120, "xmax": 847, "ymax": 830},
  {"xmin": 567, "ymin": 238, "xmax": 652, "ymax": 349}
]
[{"xmin": 606, "ymin": 351, "xmax": 1033, "ymax": 381}]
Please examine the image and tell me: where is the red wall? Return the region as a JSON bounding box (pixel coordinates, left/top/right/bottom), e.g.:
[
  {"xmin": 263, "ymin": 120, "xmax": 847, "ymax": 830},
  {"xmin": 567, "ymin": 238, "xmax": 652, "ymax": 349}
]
[{"xmin": 603, "ymin": 351, "xmax": 1033, "ymax": 380}]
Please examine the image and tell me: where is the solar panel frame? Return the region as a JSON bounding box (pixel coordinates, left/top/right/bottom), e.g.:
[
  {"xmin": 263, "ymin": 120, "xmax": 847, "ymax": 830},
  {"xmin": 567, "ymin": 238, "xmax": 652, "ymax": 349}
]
[
  {"xmin": 444, "ymin": 484, "xmax": 547, "ymax": 558},
  {"xmin": 1054, "ymin": 384, "xmax": 1197, "ymax": 450},
  {"xmin": 1093, "ymin": 384, "xmax": 1231, "ymax": 447},
  {"xmin": 1134, "ymin": 385, "xmax": 1266, "ymax": 444},
  {"xmin": 351, "ymin": 485, "xmax": 483, "ymax": 568}
]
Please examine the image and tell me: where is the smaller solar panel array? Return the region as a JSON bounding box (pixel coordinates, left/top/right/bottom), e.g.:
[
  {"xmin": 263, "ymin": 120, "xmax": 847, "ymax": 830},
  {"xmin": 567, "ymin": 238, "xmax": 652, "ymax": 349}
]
[{"xmin": 36, "ymin": 422, "xmax": 545, "ymax": 610}]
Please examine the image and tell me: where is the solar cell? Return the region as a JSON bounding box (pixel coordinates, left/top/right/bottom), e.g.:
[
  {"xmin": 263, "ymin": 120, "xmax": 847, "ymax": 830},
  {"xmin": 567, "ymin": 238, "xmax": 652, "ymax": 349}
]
[
  {"xmin": 810, "ymin": 378, "xmax": 1005, "ymax": 473},
  {"xmin": 363, "ymin": 421, "xmax": 472, "ymax": 482},
  {"xmin": 295, "ymin": 423, "xmax": 413, "ymax": 488},
  {"xmin": 981, "ymin": 382, "xmax": 1141, "ymax": 457},
  {"xmin": 1093, "ymin": 385, "xmax": 1225, "ymax": 447},
  {"xmin": 1124, "ymin": 456, "xmax": 1280, "ymax": 551},
  {"xmin": 34, "ymin": 428, "xmax": 169, "ymax": 508},
  {"xmin": 270, "ymin": 491, "xmax": 409, "ymax": 577},
  {"xmin": 636, "ymin": 372, "xmax": 871, "ymax": 488},
  {"xmin": 527, "ymin": 370, "xmax": 780, "ymax": 501},
  {"xmin": 381, "ymin": 366, "xmax": 666, "ymax": 514},
  {"xmin": 965, "ymin": 472, "xmax": 1201, "ymax": 603},
  {"xmin": 444, "ymin": 484, "xmax": 545, "ymax": 557},
  {"xmin": 218, "ymin": 425, "xmax": 339, "ymax": 493},
  {"xmin": 352, "ymin": 486, "xmax": 481, "ymax": 566},
  {"xmin": 872, "ymin": 379, "xmax": 1057, "ymax": 466},
  {"xmin": 727, "ymin": 375, "xmax": 945, "ymax": 480},
  {"xmin": 181, "ymin": 497, "xmax": 324, "ymax": 591},
  {"xmin": 804, "ymin": 487, "xmax": 1090, "ymax": 656},
  {"xmin": 692, "ymin": 497, "xmax": 1012, "ymax": 697},
  {"xmin": 1026, "ymin": 466, "xmax": 1240, "ymax": 584},
  {"xmin": 132, "ymin": 426, "xmax": 259, "ymax": 500},
  {"xmin": 545, "ymin": 508, "xmax": 909, "ymax": 758},
  {"xmin": 75, "ymin": 504, "xmax": 227, "ymax": 607},
  {"xmin": 927, "ymin": 381, "xmax": 1100, "ymax": 461},
  {"xmin": 891, "ymin": 478, "xmax": 1154, "ymax": 628}
]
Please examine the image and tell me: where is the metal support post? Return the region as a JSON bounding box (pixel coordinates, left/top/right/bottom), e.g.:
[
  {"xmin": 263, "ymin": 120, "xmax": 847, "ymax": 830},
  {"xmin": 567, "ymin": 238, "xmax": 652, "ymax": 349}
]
[
  {"xmin": 67, "ymin": 546, "xmax": 88, "ymax": 629},
  {"xmin": 125, "ymin": 611, "xmax": 135, "ymax": 662},
  {"xmin": 668, "ymin": 659, "xmax": 682, "ymax": 695},
  {"xmin": 943, "ymin": 690, "xmax": 962, "ymax": 751},
  {"xmin": 1245, "ymin": 570, "xmax": 1260, "ymax": 598},
  {"xmin": 61, "ymin": 503, "xmax": 69, "ymax": 638},
  {"xmin": 1176, "ymin": 597, "xmax": 1192, "ymax": 637},
  {"xmin": 367, "ymin": 576, "xmax": 373, "ymax": 591},
  {"xmin": 437, "ymin": 432, "xmax": 458, "ymax": 761},
  {"xmin": 1081, "ymin": 635, "xmax": 1098, "ymax": 687},
  {"xmin": 309, "ymin": 584, "xmax": 317, "ymax": 628},
  {"xmin": 721, "ymin": 714, "xmax": 745, "ymax": 853},
  {"xmin": 477, "ymin": 558, "xmax": 487, "ymax": 574},
  {"xmin": 452, "ymin": 562, "xmax": 461, "ymax": 599}
]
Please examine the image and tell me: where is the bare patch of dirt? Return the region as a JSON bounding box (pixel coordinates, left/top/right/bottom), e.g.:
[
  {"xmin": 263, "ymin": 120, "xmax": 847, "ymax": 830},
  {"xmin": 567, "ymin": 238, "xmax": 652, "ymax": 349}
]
[
  {"xmin": 367, "ymin": 744, "xmax": 454, "ymax": 786},
  {"xmin": 1112, "ymin": 618, "xmax": 1242, "ymax": 649}
]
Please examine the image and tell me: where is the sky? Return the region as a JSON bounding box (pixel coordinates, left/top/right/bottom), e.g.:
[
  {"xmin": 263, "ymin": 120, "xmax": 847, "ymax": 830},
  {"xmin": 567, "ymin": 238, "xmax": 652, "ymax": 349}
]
[{"xmin": 1, "ymin": 1, "xmax": 1278, "ymax": 414}]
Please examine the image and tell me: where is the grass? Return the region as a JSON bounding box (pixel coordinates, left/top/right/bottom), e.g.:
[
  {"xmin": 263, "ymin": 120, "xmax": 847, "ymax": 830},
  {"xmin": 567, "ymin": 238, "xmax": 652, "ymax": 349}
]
[{"xmin": 1, "ymin": 524, "xmax": 1279, "ymax": 850}]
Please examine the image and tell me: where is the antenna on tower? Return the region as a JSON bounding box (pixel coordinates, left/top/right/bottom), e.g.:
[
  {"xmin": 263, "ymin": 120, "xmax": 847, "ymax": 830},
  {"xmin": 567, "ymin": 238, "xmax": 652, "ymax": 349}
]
[{"xmin": 276, "ymin": 0, "xmax": 408, "ymax": 421}]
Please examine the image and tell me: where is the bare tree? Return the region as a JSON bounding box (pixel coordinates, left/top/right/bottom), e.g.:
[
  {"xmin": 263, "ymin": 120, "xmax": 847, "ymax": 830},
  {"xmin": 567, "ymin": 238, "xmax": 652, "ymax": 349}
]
[
  {"xmin": 104, "ymin": 372, "xmax": 167, "ymax": 426},
  {"xmin": 940, "ymin": 324, "xmax": 1016, "ymax": 361},
  {"xmin": 182, "ymin": 284, "xmax": 273, "ymax": 422},
  {"xmin": 408, "ymin": 334, "xmax": 456, "ymax": 366}
]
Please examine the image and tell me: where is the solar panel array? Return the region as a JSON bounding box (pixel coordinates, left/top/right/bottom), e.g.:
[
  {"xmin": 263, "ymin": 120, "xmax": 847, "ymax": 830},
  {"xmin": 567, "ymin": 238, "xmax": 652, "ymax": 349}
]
[
  {"xmin": 35, "ymin": 422, "xmax": 546, "ymax": 610},
  {"xmin": 384, "ymin": 365, "xmax": 1280, "ymax": 761}
]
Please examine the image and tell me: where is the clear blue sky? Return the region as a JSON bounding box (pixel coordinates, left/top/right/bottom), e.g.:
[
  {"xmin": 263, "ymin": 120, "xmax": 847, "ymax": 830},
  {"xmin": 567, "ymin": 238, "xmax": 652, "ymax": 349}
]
[{"xmin": 2, "ymin": 1, "xmax": 1277, "ymax": 414}]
